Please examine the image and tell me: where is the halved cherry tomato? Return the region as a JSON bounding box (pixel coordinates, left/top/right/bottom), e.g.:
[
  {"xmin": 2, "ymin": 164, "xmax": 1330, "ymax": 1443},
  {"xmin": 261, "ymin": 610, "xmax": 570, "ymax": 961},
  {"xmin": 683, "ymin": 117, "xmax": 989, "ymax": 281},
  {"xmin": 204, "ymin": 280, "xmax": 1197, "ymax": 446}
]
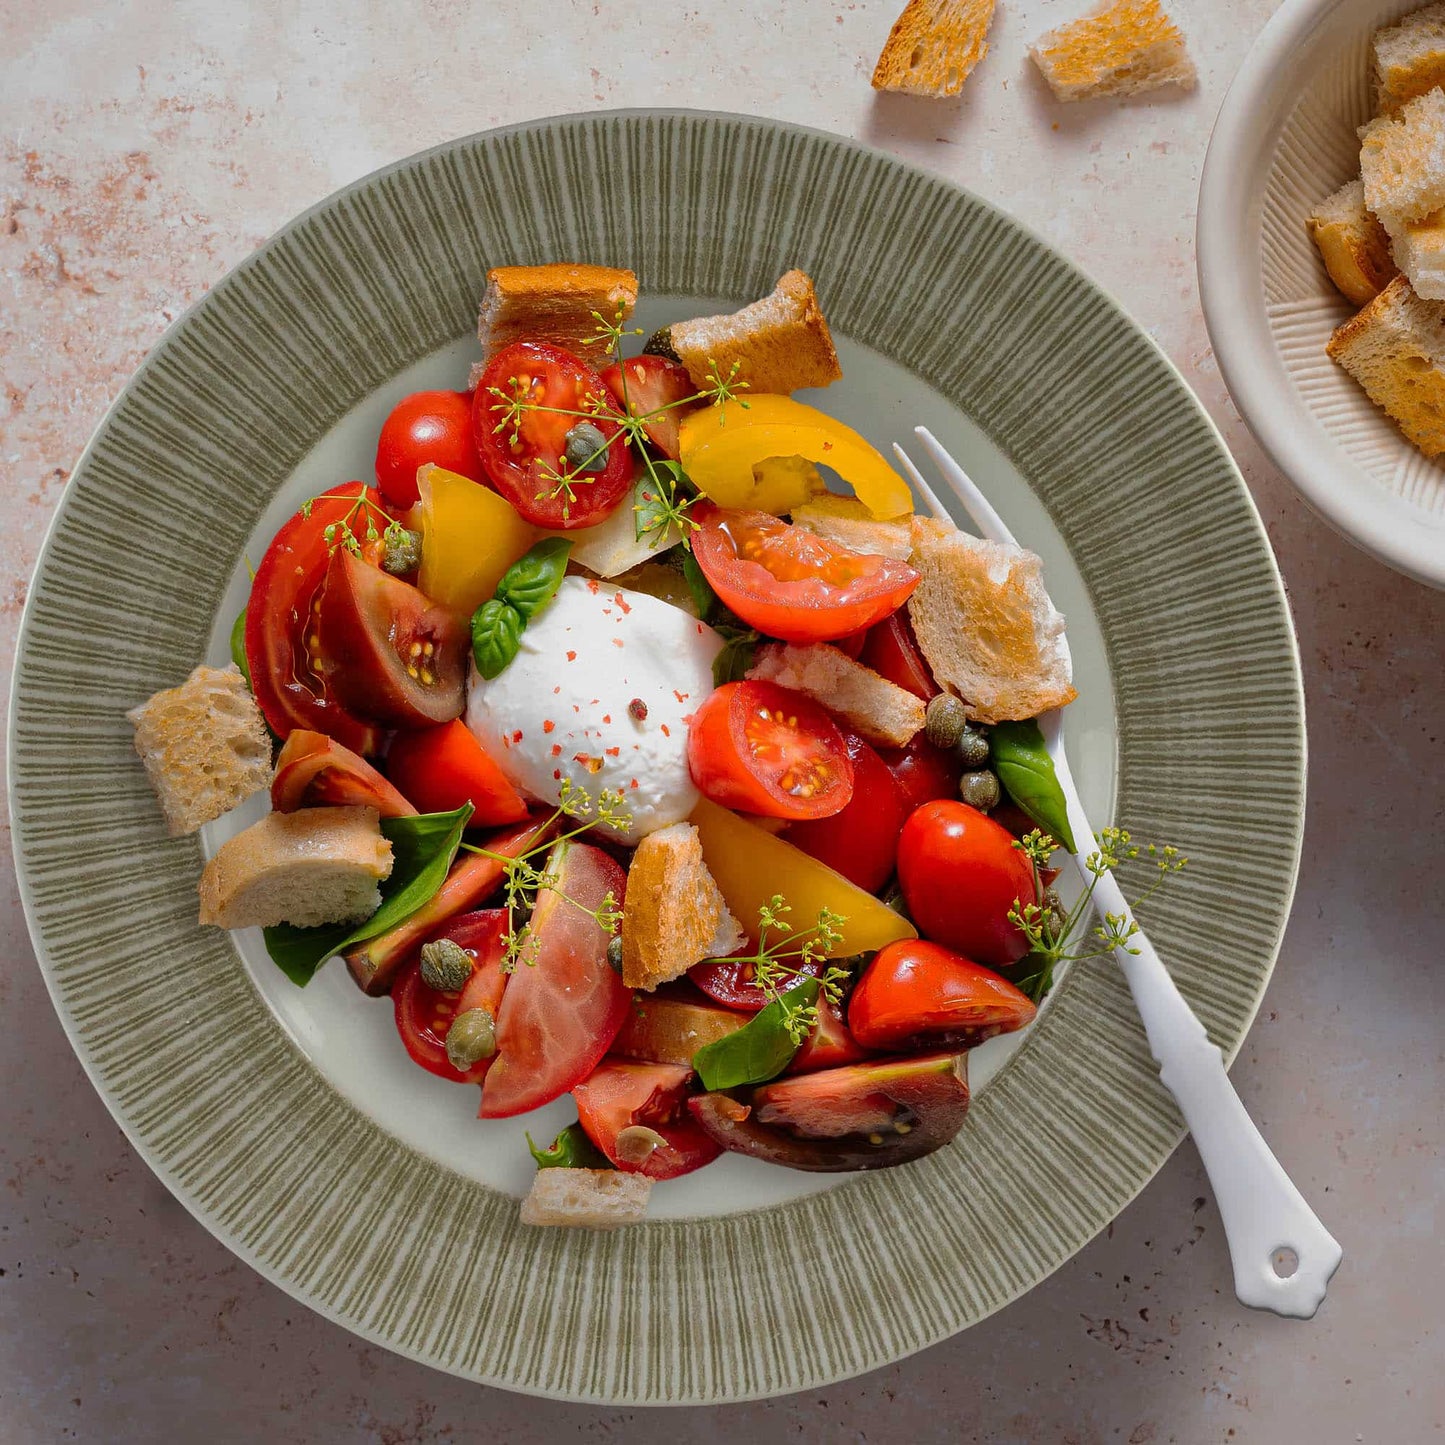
[
  {"xmin": 687, "ymin": 679, "xmax": 854, "ymax": 821},
  {"xmin": 785, "ymin": 732, "xmax": 907, "ymax": 893},
  {"xmin": 384, "ymin": 720, "xmax": 527, "ymax": 826},
  {"xmin": 690, "ymin": 504, "xmax": 920, "ymax": 644},
  {"xmin": 472, "ymin": 341, "xmax": 633, "ymax": 529},
  {"xmin": 896, "ymin": 801, "xmax": 1038, "ymax": 967},
  {"xmin": 849, "ymin": 939, "xmax": 1036, "ymax": 1051},
  {"xmin": 375, "ymin": 390, "xmax": 484, "ymax": 508},
  {"xmin": 880, "ymin": 733, "xmax": 962, "ymax": 815},
  {"xmin": 272, "ymin": 729, "xmax": 416, "ymax": 816},
  {"xmin": 858, "ymin": 612, "xmax": 937, "ymax": 700},
  {"xmin": 573, "ymin": 1059, "xmax": 721, "ymax": 1181},
  {"xmin": 244, "ymin": 482, "xmax": 387, "ymax": 755},
  {"xmin": 392, "ymin": 911, "xmax": 509, "ymax": 1083},
  {"xmin": 599, "ymin": 354, "xmax": 695, "ymax": 460},
  {"xmin": 688, "ymin": 953, "xmax": 825, "ymax": 1014},
  {"xmin": 317, "ymin": 548, "xmax": 467, "ymax": 728},
  {"xmin": 479, "ymin": 840, "xmax": 630, "ymax": 1118},
  {"xmin": 786, "ymin": 997, "xmax": 872, "ymax": 1074}
]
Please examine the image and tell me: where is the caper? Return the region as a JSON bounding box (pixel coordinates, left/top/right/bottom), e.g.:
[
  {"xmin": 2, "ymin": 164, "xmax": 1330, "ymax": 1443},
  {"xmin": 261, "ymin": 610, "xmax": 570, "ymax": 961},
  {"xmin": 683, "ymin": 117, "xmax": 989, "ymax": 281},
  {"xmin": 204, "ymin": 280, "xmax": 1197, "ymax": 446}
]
[
  {"xmin": 606, "ymin": 933, "xmax": 624, "ymax": 975},
  {"xmin": 419, "ymin": 937, "xmax": 472, "ymax": 992},
  {"xmin": 445, "ymin": 1007, "xmax": 496, "ymax": 1070},
  {"xmin": 959, "ymin": 768, "xmax": 1001, "ymax": 811},
  {"xmin": 381, "ymin": 526, "xmax": 422, "ymax": 576},
  {"xmin": 924, "ymin": 693, "xmax": 968, "ymax": 749},
  {"xmin": 957, "ymin": 722, "xmax": 991, "ymax": 769},
  {"xmin": 563, "ymin": 421, "xmax": 609, "ymax": 473},
  {"xmin": 641, "ymin": 325, "xmax": 680, "ymax": 362}
]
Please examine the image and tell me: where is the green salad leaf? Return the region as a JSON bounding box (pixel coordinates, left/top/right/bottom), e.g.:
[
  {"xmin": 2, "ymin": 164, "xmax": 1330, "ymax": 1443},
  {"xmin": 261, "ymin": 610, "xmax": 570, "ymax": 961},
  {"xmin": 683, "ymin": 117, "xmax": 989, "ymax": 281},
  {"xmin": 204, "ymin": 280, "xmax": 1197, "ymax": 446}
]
[
  {"xmin": 527, "ymin": 1122, "xmax": 612, "ymax": 1170},
  {"xmin": 693, "ymin": 978, "xmax": 820, "ymax": 1091},
  {"xmin": 990, "ymin": 719, "xmax": 1077, "ymax": 854},
  {"xmin": 470, "ymin": 539, "xmax": 572, "ymax": 681},
  {"xmin": 264, "ymin": 803, "xmax": 473, "ymax": 986},
  {"xmin": 230, "ymin": 607, "xmax": 250, "ymax": 686}
]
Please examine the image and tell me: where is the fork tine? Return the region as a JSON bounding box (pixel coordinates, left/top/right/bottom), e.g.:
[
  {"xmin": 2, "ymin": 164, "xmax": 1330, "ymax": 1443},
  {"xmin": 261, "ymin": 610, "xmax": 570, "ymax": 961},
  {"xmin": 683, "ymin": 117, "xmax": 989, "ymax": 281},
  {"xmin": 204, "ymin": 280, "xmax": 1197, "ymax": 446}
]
[
  {"xmin": 891, "ymin": 443, "xmax": 951, "ymax": 523},
  {"xmin": 914, "ymin": 426, "xmax": 1016, "ymax": 548}
]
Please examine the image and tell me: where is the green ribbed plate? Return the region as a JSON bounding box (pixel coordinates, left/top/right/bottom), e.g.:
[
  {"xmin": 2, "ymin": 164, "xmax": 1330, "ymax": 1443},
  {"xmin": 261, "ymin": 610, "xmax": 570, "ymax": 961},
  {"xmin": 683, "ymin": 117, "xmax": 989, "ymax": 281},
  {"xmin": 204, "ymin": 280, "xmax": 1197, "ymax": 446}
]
[{"xmin": 8, "ymin": 111, "xmax": 1304, "ymax": 1402}]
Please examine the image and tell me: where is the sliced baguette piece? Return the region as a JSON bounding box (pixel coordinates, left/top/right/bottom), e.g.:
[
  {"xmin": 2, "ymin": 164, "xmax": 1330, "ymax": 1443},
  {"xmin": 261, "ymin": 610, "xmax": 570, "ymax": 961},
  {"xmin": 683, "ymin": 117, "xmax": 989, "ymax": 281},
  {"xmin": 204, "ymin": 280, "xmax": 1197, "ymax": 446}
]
[
  {"xmin": 620, "ymin": 823, "xmax": 745, "ymax": 992},
  {"xmin": 477, "ymin": 263, "xmax": 638, "ymax": 359},
  {"xmin": 1028, "ymin": 0, "xmax": 1195, "ymax": 102},
  {"xmin": 871, "ymin": 0, "xmax": 996, "ymax": 97},
  {"xmin": 1307, "ymin": 179, "xmax": 1400, "ymax": 306},
  {"xmin": 519, "ymin": 1168, "xmax": 652, "ymax": 1229},
  {"xmin": 127, "ymin": 664, "xmax": 272, "ymax": 837},
  {"xmin": 1359, "ymin": 87, "xmax": 1445, "ymax": 235},
  {"xmin": 198, "ymin": 806, "xmax": 393, "ymax": 930},
  {"xmin": 1327, "ymin": 274, "xmax": 1445, "ymax": 457},
  {"xmin": 669, "ymin": 270, "xmax": 841, "ymax": 396},
  {"xmin": 1391, "ymin": 206, "xmax": 1445, "ymax": 299},
  {"xmin": 789, "ymin": 496, "xmax": 914, "ymax": 560},
  {"xmin": 746, "ymin": 643, "xmax": 926, "ymax": 747},
  {"xmin": 906, "ymin": 517, "xmax": 1076, "ymax": 724},
  {"xmin": 1374, "ymin": 3, "xmax": 1445, "ymax": 113}
]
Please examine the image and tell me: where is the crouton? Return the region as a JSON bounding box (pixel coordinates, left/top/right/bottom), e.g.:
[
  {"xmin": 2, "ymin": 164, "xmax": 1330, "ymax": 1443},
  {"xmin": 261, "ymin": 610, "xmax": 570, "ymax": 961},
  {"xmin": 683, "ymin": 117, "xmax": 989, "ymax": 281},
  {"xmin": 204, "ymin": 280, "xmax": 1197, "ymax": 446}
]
[
  {"xmin": 871, "ymin": 0, "xmax": 996, "ymax": 97},
  {"xmin": 1307, "ymin": 179, "xmax": 1400, "ymax": 306},
  {"xmin": 477, "ymin": 263, "xmax": 638, "ymax": 359},
  {"xmin": 197, "ymin": 806, "xmax": 393, "ymax": 930},
  {"xmin": 1391, "ymin": 207, "xmax": 1445, "ymax": 299},
  {"xmin": 127, "ymin": 664, "xmax": 271, "ymax": 836},
  {"xmin": 620, "ymin": 823, "xmax": 745, "ymax": 992},
  {"xmin": 519, "ymin": 1168, "xmax": 652, "ymax": 1229},
  {"xmin": 1374, "ymin": 3, "xmax": 1445, "ymax": 113},
  {"xmin": 1327, "ymin": 274, "xmax": 1445, "ymax": 457},
  {"xmin": 790, "ymin": 496, "xmax": 914, "ymax": 560},
  {"xmin": 669, "ymin": 270, "xmax": 841, "ymax": 396},
  {"xmin": 1029, "ymin": 0, "xmax": 1195, "ymax": 102},
  {"xmin": 746, "ymin": 643, "xmax": 926, "ymax": 747},
  {"xmin": 906, "ymin": 517, "xmax": 1076, "ymax": 724},
  {"xmin": 1359, "ymin": 87, "xmax": 1445, "ymax": 234}
]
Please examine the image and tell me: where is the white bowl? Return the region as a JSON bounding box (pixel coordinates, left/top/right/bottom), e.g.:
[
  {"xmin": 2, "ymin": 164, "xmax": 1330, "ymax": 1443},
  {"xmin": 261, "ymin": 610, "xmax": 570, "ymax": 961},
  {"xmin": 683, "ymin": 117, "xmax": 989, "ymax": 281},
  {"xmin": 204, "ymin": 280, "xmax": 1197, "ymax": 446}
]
[{"xmin": 1199, "ymin": 0, "xmax": 1445, "ymax": 588}]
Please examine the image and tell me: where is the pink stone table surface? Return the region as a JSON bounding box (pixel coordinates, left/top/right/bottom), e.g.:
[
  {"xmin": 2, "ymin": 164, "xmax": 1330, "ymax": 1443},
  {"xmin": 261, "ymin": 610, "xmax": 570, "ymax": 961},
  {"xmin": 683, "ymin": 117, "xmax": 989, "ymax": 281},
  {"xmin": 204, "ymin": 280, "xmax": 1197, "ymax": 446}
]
[{"xmin": 1, "ymin": 2, "xmax": 1442, "ymax": 1441}]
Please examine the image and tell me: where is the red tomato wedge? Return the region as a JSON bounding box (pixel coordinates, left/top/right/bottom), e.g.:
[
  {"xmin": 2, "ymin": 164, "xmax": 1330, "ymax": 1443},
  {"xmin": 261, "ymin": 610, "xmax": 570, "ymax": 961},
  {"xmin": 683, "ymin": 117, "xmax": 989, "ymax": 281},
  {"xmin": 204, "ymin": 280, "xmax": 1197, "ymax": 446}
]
[
  {"xmin": 858, "ymin": 612, "xmax": 937, "ymax": 700},
  {"xmin": 879, "ymin": 733, "xmax": 962, "ymax": 815},
  {"xmin": 479, "ymin": 840, "xmax": 630, "ymax": 1118},
  {"xmin": 317, "ymin": 548, "xmax": 467, "ymax": 728},
  {"xmin": 690, "ymin": 505, "xmax": 920, "ymax": 643},
  {"xmin": 849, "ymin": 939, "xmax": 1036, "ymax": 1052},
  {"xmin": 786, "ymin": 997, "xmax": 872, "ymax": 1075},
  {"xmin": 472, "ymin": 341, "xmax": 633, "ymax": 529},
  {"xmin": 244, "ymin": 482, "xmax": 387, "ymax": 755},
  {"xmin": 375, "ymin": 389, "xmax": 484, "ymax": 508},
  {"xmin": 384, "ymin": 720, "xmax": 527, "ymax": 826},
  {"xmin": 687, "ymin": 679, "xmax": 854, "ymax": 821},
  {"xmin": 784, "ymin": 732, "xmax": 906, "ymax": 893},
  {"xmin": 573, "ymin": 1059, "xmax": 721, "ymax": 1181},
  {"xmin": 599, "ymin": 354, "xmax": 695, "ymax": 460},
  {"xmin": 271, "ymin": 729, "xmax": 416, "ymax": 817},
  {"xmin": 392, "ymin": 911, "xmax": 509, "ymax": 1083}
]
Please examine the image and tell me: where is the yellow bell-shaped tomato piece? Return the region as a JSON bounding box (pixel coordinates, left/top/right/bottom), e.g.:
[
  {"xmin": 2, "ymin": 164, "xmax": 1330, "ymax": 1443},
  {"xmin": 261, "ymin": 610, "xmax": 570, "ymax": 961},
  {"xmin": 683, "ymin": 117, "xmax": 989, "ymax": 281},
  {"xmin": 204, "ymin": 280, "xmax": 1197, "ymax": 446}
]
[
  {"xmin": 678, "ymin": 395, "xmax": 913, "ymax": 520},
  {"xmin": 416, "ymin": 463, "xmax": 535, "ymax": 618},
  {"xmin": 689, "ymin": 798, "xmax": 916, "ymax": 957}
]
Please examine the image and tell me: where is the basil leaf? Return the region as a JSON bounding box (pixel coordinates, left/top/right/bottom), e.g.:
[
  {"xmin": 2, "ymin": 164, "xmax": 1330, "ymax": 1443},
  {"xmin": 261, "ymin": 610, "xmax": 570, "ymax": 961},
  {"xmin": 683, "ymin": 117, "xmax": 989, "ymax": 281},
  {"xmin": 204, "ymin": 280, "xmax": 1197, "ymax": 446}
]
[
  {"xmin": 990, "ymin": 719, "xmax": 1077, "ymax": 854},
  {"xmin": 471, "ymin": 598, "xmax": 524, "ymax": 681},
  {"xmin": 497, "ymin": 537, "xmax": 572, "ymax": 622},
  {"xmin": 527, "ymin": 1122, "xmax": 612, "ymax": 1170},
  {"xmin": 712, "ymin": 625, "xmax": 760, "ymax": 687},
  {"xmin": 681, "ymin": 549, "xmax": 718, "ymax": 623},
  {"xmin": 263, "ymin": 804, "xmax": 474, "ymax": 986},
  {"xmin": 694, "ymin": 978, "xmax": 820, "ymax": 1091},
  {"xmin": 230, "ymin": 607, "xmax": 250, "ymax": 686}
]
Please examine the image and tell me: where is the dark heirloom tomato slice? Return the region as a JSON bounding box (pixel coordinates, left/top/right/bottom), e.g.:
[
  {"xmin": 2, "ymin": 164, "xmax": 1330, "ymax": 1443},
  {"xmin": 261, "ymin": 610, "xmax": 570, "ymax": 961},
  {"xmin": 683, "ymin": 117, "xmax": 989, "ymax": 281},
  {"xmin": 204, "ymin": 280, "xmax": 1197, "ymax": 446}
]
[
  {"xmin": 599, "ymin": 354, "xmax": 695, "ymax": 460},
  {"xmin": 244, "ymin": 481, "xmax": 386, "ymax": 755},
  {"xmin": 316, "ymin": 548, "xmax": 467, "ymax": 728},
  {"xmin": 688, "ymin": 953, "xmax": 826, "ymax": 1014},
  {"xmin": 686, "ymin": 679, "xmax": 854, "ymax": 821},
  {"xmin": 271, "ymin": 729, "xmax": 417, "ymax": 817},
  {"xmin": 689, "ymin": 504, "xmax": 920, "ymax": 644},
  {"xmin": 573, "ymin": 1059, "xmax": 722, "ymax": 1181},
  {"xmin": 472, "ymin": 341, "xmax": 634, "ymax": 529}
]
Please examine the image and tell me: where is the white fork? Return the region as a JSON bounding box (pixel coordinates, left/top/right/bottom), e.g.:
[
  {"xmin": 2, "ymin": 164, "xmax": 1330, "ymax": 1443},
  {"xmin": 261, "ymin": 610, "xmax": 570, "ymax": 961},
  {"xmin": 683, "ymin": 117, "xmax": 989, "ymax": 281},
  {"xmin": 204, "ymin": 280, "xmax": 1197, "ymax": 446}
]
[{"xmin": 895, "ymin": 426, "xmax": 1341, "ymax": 1320}]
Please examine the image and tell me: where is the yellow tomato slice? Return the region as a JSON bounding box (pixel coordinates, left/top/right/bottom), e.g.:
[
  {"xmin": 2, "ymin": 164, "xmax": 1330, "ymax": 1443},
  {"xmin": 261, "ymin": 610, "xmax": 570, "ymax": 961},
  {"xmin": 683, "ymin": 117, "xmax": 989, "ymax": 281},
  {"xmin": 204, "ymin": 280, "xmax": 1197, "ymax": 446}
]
[
  {"xmin": 416, "ymin": 463, "xmax": 535, "ymax": 618},
  {"xmin": 689, "ymin": 797, "xmax": 917, "ymax": 957},
  {"xmin": 678, "ymin": 395, "xmax": 913, "ymax": 520}
]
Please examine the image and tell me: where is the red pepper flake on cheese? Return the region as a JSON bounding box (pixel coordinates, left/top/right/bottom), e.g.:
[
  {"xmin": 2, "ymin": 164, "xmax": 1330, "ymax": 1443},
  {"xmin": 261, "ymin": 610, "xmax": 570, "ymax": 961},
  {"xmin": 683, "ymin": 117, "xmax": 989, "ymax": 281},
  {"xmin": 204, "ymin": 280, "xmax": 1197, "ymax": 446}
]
[
  {"xmin": 601, "ymin": 713, "xmax": 611, "ymax": 725},
  {"xmin": 511, "ymin": 729, "xmax": 523, "ymax": 744},
  {"xmin": 660, "ymin": 723, "xmax": 671, "ymax": 737},
  {"xmin": 605, "ymin": 746, "xmax": 620, "ymax": 758},
  {"xmin": 614, "ymin": 592, "xmax": 632, "ymax": 615},
  {"xmin": 612, "ymin": 637, "xmax": 625, "ymax": 648},
  {"xmin": 573, "ymin": 753, "xmax": 604, "ymax": 774},
  {"xmin": 673, "ymin": 690, "xmax": 689, "ymax": 703},
  {"xmin": 565, "ymin": 650, "xmax": 577, "ymax": 662},
  {"xmin": 543, "ymin": 719, "xmax": 555, "ymax": 733},
  {"xmin": 586, "ymin": 578, "xmax": 600, "ymax": 594},
  {"xmin": 550, "ymin": 744, "xmax": 562, "ymax": 758}
]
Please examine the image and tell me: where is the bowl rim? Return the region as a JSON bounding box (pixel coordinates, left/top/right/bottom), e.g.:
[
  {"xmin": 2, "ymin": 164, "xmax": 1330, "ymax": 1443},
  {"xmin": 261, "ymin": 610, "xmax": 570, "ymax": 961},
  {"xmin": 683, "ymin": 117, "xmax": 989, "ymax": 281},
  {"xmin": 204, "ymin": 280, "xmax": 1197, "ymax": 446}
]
[{"xmin": 1197, "ymin": 0, "xmax": 1445, "ymax": 590}]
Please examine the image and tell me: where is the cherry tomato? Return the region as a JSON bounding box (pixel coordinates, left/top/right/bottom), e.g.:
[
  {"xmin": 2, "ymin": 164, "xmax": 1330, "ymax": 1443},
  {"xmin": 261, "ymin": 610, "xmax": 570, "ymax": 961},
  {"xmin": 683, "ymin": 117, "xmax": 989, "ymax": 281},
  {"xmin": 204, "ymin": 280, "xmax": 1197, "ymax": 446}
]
[
  {"xmin": 375, "ymin": 390, "xmax": 483, "ymax": 508},
  {"xmin": 687, "ymin": 679, "xmax": 854, "ymax": 821},
  {"xmin": 599, "ymin": 354, "xmax": 694, "ymax": 460},
  {"xmin": 880, "ymin": 734, "xmax": 962, "ymax": 814},
  {"xmin": 785, "ymin": 732, "xmax": 907, "ymax": 893},
  {"xmin": 384, "ymin": 720, "xmax": 528, "ymax": 826},
  {"xmin": 786, "ymin": 997, "xmax": 872, "ymax": 1074},
  {"xmin": 849, "ymin": 939, "xmax": 1036, "ymax": 1051},
  {"xmin": 392, "ymin": 911, "xmax": 509, "ymax": 1083},
  {"xmin": 896, "ymin": 801, "xmax": 1038, "ymax": 967},
  {"xmin": 316, "ymin": 547, "xmax": 467, "ymax": 728},
  {"xmin": 479, "ymin": 840, "xmax": 631, "ymax": 1118},
  {"xmin": 472, "ymin": 341, "xmax": 633, "ymax": 529},
  {"xmin": 573, "ymin": 1059, "xmax": 722, "ymax": 1181},
  {"xmin": 688, "ymin": 953, "xmax": 826, "ymax": 1013},
  {"xmin": 858, "ymin": 612, "xmax": 937, "ymax": 700},
  {"xmin": 690, "ymin": 504, "xmax": 920, "ymax": 644},
  {"xmin": 244, "ymin": 482, "xmax": 387, "ymax": 755},
  {"xmin": 271, "ymin": 729, "xmax": 416, "ymax": 816}
]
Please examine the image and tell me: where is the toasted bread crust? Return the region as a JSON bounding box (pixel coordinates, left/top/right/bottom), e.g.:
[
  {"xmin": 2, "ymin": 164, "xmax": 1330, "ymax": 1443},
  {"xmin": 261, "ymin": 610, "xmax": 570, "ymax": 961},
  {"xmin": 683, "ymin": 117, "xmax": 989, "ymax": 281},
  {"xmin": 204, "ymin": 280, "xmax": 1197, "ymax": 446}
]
[
  {"xmin": 1374, "ymin": 3, "xmax": 1445, "ymax": 112},
  {"xmin": 519, "ymin": 1168, "xmax": 652, "ymax": 1229},
  {"xmin": 1360, "ymin": 87, "xmax": 1445, "ymax": 235},
  {"xmin": 790, "ymin": 497, "xmax": 914, "ymax": 560},
  {"xmin": 746, "ymin": 643, "xmax": 926, "ymax": 747},
  {"xmin": 1307, "ymin": 180, "xmax": 1400, "ymax": 306},
  {"xmin": 1029, "ymin": 0, "xmax": 1194, "ymax": 102},
  {"xmin": 478, "ymin": 263, "xmax": 638, "ymax": 359},
  {"xmin": 871, "ymin": 0, "xmax": 996, "ymax": 97}
]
